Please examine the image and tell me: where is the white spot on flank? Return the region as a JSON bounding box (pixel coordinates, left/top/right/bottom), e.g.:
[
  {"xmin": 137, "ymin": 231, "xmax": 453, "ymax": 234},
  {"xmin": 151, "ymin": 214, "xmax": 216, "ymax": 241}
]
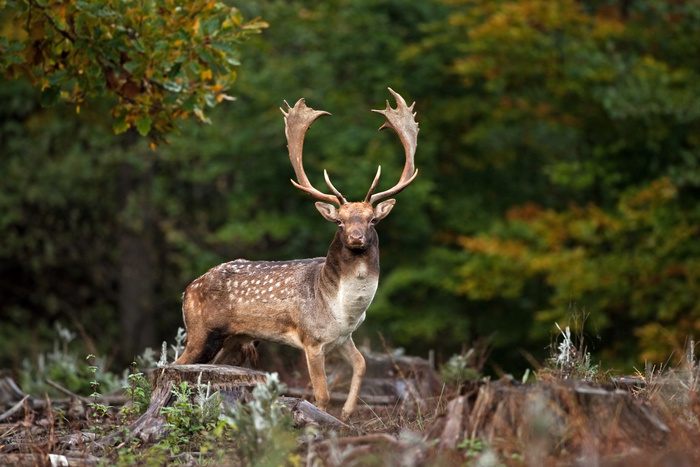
[{"xmin": 234, "ymin": 281, "xmax": 238, "ymax": 287}]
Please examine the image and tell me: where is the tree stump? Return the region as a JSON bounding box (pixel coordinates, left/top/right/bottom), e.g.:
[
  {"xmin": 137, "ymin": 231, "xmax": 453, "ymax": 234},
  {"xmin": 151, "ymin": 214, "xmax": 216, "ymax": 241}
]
[
  {"xmin": 426, "ymin": 377, "xmax": 670, "ymax": 461},
  {"xmin": 100, "ymin": 365, "xmax": 266, "ymax": 444},
  {"xmin": 100, "ymin": 364, "xmax": 349, "ymax": 445}
]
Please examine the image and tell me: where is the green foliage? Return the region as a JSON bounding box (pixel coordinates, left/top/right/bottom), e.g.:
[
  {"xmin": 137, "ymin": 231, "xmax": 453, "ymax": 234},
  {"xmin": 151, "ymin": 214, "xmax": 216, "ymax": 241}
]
[
  {"xmin": 457, "ymin": 437, "xmax": 484, "ymax": 458},
  {"xmin": 109, "ymin": 373, "xmax": 296, "ymax": 465},
  {"xmin": 424, "ymin": 0, "xmax": 700, "ymax": 195},
  {"xmin": 543, "ymin": 322, "xmax": 601, "ymax": 383},
  {"xmin": 160, "ymin": 380, "xmax": 222, "ymax": 454},
  {"xmin": 2, "ymin": 0, "xmax": 700, "ymax": 377},
  {"xmin": 19, "ymin": 323, "xmax": 122, "ymax": 398},
  {"xmin": 219, "ymin": 373, "xmax": 297, "ymax": 466},
  {"xmin": 86, "ymin": 354, "xmax": 112, "ymax": 432},
  {"xmin": 121, "ymin": 363, "xmax": 151, "ymax": 421},
  {"xmin": 0, "ymin": 0, "xmax": 267, "ymax": 137},
  {"xmin": 440, "ymin": 349, "xmax": 481, "ymax": 389},
  {"xmin": 458, "ymin": 177, "xmax": 700, "ymax": 366},
  {"xmin": 421, "ymin": 0, "xmax": 700, "ymax": 370},
  {"xmin": 108, "ymin": 378, "xmax": 223, "ymax": 464}
]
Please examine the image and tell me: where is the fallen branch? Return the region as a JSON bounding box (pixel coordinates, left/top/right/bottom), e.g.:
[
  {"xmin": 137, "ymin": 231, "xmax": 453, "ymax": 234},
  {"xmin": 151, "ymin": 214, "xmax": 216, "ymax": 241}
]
[
  {"xmin": 283, "ymin": 387, "xmax": 397, "ymax": 405},
  {"xmin": 46, "ymin": 380, "xmax": 92, "ymax": 405},
  {"xmin": 0, "ymin": 395, "xmax": 29, "ymax": 422}
]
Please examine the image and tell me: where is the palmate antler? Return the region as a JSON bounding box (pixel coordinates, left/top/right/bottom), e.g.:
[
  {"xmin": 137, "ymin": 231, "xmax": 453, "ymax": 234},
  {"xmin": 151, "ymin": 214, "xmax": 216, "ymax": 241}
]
[
  {"xmin": 366, "ymin": 87, "xmax": 419, "ymax": 204},
  {"xmin": 280, "ymin": 98, "xmax": 342, "ymax": 205},
  {"xmin": 281, "ymin": 88, "xmax": 419, "ymax": 206}
]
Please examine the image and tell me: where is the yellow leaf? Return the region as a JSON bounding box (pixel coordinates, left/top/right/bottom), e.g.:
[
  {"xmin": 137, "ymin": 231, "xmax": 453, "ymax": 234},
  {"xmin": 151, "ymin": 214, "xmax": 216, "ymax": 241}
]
[{"xmin": 201, "ymin": 69, "xmax": 213, "ymax": 81}]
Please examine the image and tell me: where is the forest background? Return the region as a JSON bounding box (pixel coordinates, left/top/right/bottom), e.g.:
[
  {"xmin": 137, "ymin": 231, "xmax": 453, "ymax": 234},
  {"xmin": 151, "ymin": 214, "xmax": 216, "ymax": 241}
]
[{"xmin": 1, "ymin": 0, "xmax": 699, "ymax": 377}]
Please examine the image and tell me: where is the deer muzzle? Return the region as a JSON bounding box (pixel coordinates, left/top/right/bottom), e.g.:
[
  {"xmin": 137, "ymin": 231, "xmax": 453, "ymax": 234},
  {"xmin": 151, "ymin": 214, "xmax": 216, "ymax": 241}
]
[{"xmin": 347, "ymin": 230, "xmax": 366, "ymax": 249}]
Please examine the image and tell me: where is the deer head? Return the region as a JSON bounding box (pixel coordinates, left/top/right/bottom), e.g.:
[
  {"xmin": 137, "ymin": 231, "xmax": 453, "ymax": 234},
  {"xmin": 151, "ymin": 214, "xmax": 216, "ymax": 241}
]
[{"xmin": 280, "ymin": 87, "xmax": 419, "ymax": 251}]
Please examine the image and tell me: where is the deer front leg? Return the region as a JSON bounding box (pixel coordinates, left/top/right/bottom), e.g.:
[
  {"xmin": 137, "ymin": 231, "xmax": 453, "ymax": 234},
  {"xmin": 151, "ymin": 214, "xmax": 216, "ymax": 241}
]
[
  {"xmin": 304, "ymin": 345, "xmax": 330, "ymax": 412},
  {"xmin": 337, "ymin": 338, "xmax": 366, "ymax": 421}
]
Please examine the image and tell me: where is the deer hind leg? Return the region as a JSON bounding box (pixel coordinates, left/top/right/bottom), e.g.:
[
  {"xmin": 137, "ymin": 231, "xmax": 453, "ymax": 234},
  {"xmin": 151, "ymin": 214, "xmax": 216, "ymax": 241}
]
[
  {"xmin": 175, "ymin": 327, "xmax": 227, "ymax": 364},
  {"xmin": 304, "ymin": 345, "xmax": 330, "ymax": 413},
  {"xmin": 337, "ymin": 338, "xmax": 366, "ymax": 421},
  {"xmin": 212, "ymin": 336, "xmax": 259, "ymax": 367}
]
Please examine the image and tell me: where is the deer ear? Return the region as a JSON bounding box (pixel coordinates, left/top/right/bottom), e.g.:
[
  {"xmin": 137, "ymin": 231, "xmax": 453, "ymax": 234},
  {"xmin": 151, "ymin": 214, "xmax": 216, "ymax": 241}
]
[
  {"xmin": 315, "ymin": 202, "xmax": 338, "ymax": 222},
  {"xmin": 373, "ymin": 199, "xmax": 396, "ymax": 222}
]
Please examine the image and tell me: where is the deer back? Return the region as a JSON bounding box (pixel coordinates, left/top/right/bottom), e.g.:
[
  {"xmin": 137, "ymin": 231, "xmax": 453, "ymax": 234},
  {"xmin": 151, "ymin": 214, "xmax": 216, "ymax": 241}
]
[{"xmin": 184, "ymin": 258, "xmax": 324, "ymax": 347}]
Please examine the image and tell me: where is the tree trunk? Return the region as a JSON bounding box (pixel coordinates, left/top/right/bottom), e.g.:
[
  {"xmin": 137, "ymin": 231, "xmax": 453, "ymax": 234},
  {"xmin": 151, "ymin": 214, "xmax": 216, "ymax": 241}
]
[{"xmin": 117, "ymin": 156, "xmax": 156, "ymax": 360}]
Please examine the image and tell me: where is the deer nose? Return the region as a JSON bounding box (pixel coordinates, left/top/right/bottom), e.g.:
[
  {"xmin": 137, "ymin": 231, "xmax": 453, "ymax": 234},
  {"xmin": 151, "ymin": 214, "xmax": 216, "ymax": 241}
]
[{"xmin": 348, "ymin": 231, "xmax": 365, "ymax": 246}]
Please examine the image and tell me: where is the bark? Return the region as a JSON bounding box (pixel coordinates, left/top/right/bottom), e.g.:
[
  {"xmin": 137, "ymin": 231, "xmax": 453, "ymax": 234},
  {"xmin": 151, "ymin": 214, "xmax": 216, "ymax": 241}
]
[
  {"xmin": 100, "ymin": 364, "xmax": 350, "ymax": 445},
  {"xmin": 426, "ymin": 377, "xmax": 671, "ymax": 461},
  {"xmin": 117, "ymin": 157, "xmax": 157, "ymax": 360}
]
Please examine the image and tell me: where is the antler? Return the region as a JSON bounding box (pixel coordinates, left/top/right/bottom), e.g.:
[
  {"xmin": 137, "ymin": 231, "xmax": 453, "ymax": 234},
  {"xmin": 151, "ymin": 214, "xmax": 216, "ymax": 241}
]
[
  {"xmin": 365, "ymin": 88, "xmax": 419, "ymax": 205},
  {"xmin": 281, "ymin": 98, "xmax": 346, "ymax": 205}
]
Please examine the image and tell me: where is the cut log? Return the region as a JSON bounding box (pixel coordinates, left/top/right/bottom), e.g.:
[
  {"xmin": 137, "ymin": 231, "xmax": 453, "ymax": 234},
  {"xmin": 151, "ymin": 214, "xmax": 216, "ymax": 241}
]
[{"xmin": 426, "ymin": 377, "xmax": 671, "ymax": 461}]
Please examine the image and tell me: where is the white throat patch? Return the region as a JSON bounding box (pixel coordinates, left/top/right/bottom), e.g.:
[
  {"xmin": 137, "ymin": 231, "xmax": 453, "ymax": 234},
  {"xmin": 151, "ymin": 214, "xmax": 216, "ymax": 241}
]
[{"xmin": 332, "ymin": 262, "xmax": 378, "ymax": 333}]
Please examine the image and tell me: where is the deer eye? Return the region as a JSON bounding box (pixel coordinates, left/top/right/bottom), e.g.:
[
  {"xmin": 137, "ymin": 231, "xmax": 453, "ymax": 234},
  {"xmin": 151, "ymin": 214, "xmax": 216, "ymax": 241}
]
[{"xmin": 335, "ymin": 219, "xmax": 342, "ymax": 225}]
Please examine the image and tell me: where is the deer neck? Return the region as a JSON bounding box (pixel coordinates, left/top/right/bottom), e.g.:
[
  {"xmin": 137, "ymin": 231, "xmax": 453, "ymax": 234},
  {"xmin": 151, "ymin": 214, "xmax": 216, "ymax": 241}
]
[{"xmin": 319, "ymin": 233, "xmax": 380, "ymax": 328}]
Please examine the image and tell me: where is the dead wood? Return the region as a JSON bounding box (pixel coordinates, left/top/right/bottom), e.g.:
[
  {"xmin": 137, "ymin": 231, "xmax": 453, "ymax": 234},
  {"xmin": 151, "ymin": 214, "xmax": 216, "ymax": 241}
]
[
  {"xmin": 46, "ymin": 379, "xmax": 92, "ymax": 405},
  {"xmin": 283, "ymin": 387, "xmax": 397, "ymax": 406},
  {"xmin": 99, "ymin": 364, "xmax": 350, "ymax": 445},
  {"xmin": 0, "ymin": 373, "xmax": 25, "ymax": 407},
  {"xmin": 0, "ymin": 395, "xmax": 29, "ymax": 423},
  {"xmin": 100, "ymin": 364, "xmax": 267, "ymax": 444},
  {"xmin": 278, "ymin": 397, "xmax": 351, "ymax": 431},
  {"xmin": 0, "ymin": 453, "xmax": 99, "ymax": 466},
  {"xmin": 426, "ymin": 377, "xmax": 671, "ymax": 460},
  {"xmin": 324, "ymin": 349, "xmax": 444, "ymax": 418},
  {"xmin": 308, "ymin": 432, "xmax": 429, "ymax": 466}
]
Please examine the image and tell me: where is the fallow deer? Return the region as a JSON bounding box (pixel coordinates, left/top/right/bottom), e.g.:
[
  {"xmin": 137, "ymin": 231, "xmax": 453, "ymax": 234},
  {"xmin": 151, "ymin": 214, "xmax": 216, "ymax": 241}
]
[{"xmin": 175, "ymin": 88, "xmax": 418, "ymax": 420}]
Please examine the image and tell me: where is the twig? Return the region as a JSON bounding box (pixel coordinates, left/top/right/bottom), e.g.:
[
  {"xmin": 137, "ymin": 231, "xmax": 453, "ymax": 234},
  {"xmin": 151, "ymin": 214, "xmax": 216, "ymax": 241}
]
[
  {"xmin": 283, "ymin": 386, "xmax": 396, "ymax": 405},
  {"xmin": 0, "ymin": 395, "xmax": 29, "ymax": 422},
  {"xmin": 46, "ymin": 379, "xmax": 92, "ymax": 404},
  {"xmin": 378, "ymin": 332, "xmax": 423, "ymax": 409},
  {"xmin": 314, "ymin": 433, "xmax": 398, "ymax": 449}
]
